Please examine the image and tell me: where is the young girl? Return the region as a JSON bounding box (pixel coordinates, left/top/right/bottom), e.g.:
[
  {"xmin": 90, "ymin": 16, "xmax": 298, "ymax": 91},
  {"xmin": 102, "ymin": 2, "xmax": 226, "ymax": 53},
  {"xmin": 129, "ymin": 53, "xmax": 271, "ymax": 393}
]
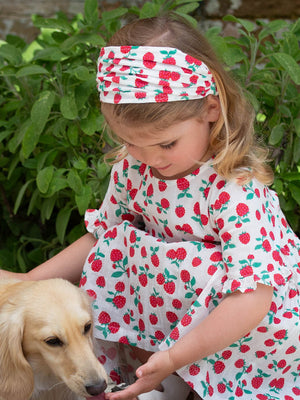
[{"xmin": 1, "ymin": 14, "xmax": 300, "ymax": 400}]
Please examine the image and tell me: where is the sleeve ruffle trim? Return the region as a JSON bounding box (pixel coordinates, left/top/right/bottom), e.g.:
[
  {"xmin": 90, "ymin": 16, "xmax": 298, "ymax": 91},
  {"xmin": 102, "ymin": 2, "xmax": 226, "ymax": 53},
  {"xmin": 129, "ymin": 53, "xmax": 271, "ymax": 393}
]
[
  {"xmin": 222, "ymin": 267, "xmax": 293, "ymax": 294},
  {"xmin": 84, "ymin": 209, "xmax": 107, "ymax": 239}
]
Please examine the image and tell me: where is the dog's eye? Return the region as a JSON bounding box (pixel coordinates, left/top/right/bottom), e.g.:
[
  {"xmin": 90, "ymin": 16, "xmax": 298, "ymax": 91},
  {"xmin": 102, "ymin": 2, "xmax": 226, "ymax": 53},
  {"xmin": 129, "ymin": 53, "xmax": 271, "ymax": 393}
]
[
  {"xmin": 84, "ymin": 322, "xmax": 92, "ymax": 334},
  {"xmin": 44, "ymin": 337, "xmax": 64, "ymax": 347}
]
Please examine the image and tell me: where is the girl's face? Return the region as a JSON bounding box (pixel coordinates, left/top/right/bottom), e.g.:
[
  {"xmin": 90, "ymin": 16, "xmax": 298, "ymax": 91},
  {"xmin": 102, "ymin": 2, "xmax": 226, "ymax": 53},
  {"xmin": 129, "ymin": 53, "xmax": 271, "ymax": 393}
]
[{"xmin": 104, "ymin": 96, "xmax": 220, "ymax": 180}]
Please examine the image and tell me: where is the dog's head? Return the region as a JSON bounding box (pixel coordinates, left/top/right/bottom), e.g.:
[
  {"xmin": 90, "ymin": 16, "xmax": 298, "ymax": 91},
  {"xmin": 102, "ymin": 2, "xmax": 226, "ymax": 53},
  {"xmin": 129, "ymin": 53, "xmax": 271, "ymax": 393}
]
[{"xmin": 0, "ymin": 279, "xmax": 107, "ymax": 400}]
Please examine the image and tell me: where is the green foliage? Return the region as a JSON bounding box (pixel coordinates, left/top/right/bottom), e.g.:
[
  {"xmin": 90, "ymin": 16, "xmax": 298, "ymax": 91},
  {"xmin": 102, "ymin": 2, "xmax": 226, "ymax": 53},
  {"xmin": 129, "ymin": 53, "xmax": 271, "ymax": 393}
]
[
  {"xmin": 206, "ymin": 16, "xmax": 300, "ymax": 233},
  {"xmin": 0, "ymin": 0, "xmax": 202, "ymax": 271}
]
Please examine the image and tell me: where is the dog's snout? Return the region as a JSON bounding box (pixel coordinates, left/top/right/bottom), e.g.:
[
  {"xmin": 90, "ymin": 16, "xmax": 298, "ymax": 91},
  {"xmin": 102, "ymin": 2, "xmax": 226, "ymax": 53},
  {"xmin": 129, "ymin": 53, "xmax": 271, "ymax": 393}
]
[{"xmin": 86, "ymin": 380, "xmax": 107, "ymax": 396}]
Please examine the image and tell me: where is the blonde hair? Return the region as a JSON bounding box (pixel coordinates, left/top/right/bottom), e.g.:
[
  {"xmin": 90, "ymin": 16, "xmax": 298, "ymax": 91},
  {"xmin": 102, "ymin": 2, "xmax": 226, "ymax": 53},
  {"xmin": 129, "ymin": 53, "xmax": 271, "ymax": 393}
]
[{"xmin": 101, "ymin": 14, "xmax": 273, "ymax": 185}]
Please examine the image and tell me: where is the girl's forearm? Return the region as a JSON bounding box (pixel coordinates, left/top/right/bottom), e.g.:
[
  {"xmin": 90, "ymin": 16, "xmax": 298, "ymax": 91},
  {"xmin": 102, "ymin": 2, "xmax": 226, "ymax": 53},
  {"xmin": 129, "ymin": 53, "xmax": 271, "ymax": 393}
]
[
  {"xmin": 169, "ymin": 283, "xmax": 274, "ymax": 371},
  {"xmin": 26, "ymin": 233, "xmax": 97, "ymax": 282}
]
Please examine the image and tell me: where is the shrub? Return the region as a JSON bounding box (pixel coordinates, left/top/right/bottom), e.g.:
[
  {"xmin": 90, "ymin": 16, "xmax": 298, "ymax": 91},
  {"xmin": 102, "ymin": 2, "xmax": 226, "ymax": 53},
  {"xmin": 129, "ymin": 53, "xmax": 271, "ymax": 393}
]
[{"xmin": 0, "ymin": 0, "xmax": 299, "ymax": 271}]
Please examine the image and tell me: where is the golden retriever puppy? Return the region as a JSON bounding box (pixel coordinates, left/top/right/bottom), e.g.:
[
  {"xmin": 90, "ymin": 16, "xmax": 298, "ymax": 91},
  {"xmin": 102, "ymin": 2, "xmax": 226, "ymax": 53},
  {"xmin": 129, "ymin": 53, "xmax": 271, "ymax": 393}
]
[{"xmin": 0, "ymin": 278, "xmax": 108, "ymax": 400}]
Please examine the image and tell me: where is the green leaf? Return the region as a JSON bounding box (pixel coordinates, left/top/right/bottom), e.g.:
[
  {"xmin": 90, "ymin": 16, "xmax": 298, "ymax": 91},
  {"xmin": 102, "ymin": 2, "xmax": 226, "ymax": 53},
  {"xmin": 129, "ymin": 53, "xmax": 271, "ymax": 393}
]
[
  {"xmin": 22, "ymin": 123, "xmax": 41, "ymax": 158},
  {"xmin": 14, "ymin": 179, "xmax": 34, "ymax": 214},
  {"xmin": 271, "ymin": 53, "xmax": 300, "ymax": 85},
  {"xmin": 31, "ymin": 90, "xmax": 55, "ymax": 131},
  {"xmin": 290, "ymin": 184, "xmax": 300, "ymax": 205},
  {"xmin": 294, "ymin": 118, "xmax": 300, "ymax": 137},
  {"xmin": 67, "ymin": 169, "xmax": 83, "ymax": 194},
  {"xmin": 84, "ymin": 0, "xmax": 99, "ymax": 25},
  {"xmin": 16, "ymin": 65, "xmax": 49, "ymax": 77},
  {"xmin": 0, "ymin": 43, "xmax": 23, "ymax": 65},
  {"xmin": 101, "ymin": 7, "xmax": 128, "ymax": 22},
  {"xmin": 56, "ymin": 207, "xmax": 72, "ymax": 244},
  {"xmin": 269, "ymin": 124, "xmax": 284, "ymax": 145},
  {"xmin": 60, "ymin": 94, "xmax": 78, "ymax": 120},
  {"xmin": 32, "ymin": 15, "xmax": 74, "ymax": 33},
  {"xmin": 293, "ymin": 137, "xmax": 300, "ymax": 163},
  {"xmin": 33, "ymin": 47, "xmax": 65, "ymax": 61},
  {"xmin": 75, "ymin": 185, "xmax": 92, "ymax": 214},
  {"xmin": 223, "ymin": 15, "xmax": 255, "ymax": 33},
  {"xmin": 37, "ymin": 166, "xmax": 55, "ymax": 194}
]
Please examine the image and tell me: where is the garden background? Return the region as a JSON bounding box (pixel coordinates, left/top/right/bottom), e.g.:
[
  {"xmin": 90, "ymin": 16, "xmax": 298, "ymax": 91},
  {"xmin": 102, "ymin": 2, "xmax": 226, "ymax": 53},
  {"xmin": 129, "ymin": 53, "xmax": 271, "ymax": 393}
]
[{"xmin": 0, "ymin": 0, "xmax": 299, "ymax": 272}]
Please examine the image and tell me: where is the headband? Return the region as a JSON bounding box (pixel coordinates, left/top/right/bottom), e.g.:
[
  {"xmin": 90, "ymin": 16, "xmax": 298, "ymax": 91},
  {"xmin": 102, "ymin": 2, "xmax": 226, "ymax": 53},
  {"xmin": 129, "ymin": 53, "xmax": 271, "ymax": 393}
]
[{"xmin": 97, "ymin": 46, "xmax": 217, "ymax": 104}]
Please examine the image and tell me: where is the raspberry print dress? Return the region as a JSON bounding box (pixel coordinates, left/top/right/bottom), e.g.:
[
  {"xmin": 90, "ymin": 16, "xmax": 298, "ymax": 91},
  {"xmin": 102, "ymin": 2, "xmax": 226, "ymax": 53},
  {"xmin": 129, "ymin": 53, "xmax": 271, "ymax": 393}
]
[{"xmin": 80, "ymin": 155, "xmax": 300, "ymax": 399}]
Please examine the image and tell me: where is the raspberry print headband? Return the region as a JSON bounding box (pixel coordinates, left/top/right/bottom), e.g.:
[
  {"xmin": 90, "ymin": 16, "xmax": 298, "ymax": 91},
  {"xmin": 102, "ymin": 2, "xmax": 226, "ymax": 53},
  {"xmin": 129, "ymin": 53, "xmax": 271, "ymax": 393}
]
[{"xmin": 97, "ymin": 46, "xmax": 218, "ymax": 104}]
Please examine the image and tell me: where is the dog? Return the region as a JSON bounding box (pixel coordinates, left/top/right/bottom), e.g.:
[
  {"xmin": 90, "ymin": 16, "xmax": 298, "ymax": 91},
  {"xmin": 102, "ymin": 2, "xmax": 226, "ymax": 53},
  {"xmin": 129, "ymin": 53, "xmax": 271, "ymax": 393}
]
[{"xmin": 0, "ymin": 278, "xmax": 108, "ymax": 400}]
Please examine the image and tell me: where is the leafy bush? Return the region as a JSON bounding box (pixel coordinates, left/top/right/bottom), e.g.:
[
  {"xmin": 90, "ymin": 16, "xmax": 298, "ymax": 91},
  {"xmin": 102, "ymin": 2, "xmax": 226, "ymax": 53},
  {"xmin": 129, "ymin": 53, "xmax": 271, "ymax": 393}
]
[
  {"xmin": 0, "ymin": 0, "xmax": 299, "ymax": 272},
  {"xmin": 0, "ymin": 0, "xmax": 202, "ymax": 271}
]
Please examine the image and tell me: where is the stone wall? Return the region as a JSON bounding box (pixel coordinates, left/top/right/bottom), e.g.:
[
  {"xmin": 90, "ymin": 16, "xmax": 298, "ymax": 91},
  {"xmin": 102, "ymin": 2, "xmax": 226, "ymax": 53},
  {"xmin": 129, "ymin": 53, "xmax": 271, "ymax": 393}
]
[{"xmin": 0, "ymin": 0, "xmax": 299, "ymax": 42}]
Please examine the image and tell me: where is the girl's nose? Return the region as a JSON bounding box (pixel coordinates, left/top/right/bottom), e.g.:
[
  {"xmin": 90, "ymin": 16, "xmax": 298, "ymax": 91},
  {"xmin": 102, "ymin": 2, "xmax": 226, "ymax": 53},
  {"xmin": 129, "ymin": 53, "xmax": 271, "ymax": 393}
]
[{"xmin": 138, "ymin": 147, "xmax": 162, "ymax": 167}]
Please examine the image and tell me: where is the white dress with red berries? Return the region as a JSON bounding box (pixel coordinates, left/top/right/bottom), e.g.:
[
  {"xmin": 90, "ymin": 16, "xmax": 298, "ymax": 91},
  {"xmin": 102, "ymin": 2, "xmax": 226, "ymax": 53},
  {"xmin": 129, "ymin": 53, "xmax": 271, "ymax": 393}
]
[{"xmin": 80, "ymin": 155, "xmax": 300, "ymax": 399}]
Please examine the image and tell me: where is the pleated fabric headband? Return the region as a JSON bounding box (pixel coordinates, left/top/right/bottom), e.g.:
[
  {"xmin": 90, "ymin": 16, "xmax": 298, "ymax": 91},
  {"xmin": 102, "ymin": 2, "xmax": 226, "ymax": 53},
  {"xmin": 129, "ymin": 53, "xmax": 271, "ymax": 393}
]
[{"xmin": 97, "ymin": 46, "xmax": 217, "ymax": 104}]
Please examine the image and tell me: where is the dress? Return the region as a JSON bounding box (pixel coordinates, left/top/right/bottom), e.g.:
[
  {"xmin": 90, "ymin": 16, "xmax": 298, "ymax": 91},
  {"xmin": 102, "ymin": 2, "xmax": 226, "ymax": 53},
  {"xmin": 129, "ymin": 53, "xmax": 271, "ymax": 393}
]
[{"xmin": 80, "ymin": 154, "xmax": 300, "ymax": 399}]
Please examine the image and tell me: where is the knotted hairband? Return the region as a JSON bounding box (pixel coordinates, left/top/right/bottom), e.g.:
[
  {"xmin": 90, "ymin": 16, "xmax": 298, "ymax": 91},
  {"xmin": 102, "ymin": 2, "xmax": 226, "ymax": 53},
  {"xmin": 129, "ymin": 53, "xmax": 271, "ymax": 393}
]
[{"xmin": 97, "ymin": 46, "xmax": 217, "ymax": 104}]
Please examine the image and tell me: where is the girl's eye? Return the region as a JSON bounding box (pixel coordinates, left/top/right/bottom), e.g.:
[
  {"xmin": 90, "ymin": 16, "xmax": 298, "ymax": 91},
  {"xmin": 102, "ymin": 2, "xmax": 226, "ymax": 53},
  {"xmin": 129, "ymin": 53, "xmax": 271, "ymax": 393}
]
[{"xmin": 160, "ymin": 141, "xmax": 177, "ymax": 150}]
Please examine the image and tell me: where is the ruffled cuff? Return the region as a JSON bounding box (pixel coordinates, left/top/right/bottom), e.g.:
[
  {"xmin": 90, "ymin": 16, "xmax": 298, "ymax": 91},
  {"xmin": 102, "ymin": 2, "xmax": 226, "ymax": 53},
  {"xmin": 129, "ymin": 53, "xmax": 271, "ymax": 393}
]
[
  {"xmin": 84, "ymin": 208, "xmax": 107, "ymax": 239},
  {"xmin": 222, "ymin": 267, "xmax": 293, "ymax": 294}
]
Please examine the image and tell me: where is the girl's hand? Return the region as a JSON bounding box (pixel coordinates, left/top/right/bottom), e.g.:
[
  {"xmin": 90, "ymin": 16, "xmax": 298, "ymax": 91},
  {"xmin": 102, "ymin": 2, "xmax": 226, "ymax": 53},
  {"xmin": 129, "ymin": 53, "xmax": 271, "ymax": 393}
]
[{"xmin": 105, "ymin": 350, "xmax": 175, "ymax": 400}]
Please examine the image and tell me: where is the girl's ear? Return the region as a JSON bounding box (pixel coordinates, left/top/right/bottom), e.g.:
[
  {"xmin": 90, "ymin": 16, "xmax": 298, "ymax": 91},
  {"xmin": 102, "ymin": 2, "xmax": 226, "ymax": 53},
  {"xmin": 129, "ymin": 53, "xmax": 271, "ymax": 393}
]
[{"xmin": 205, "ymin": 95, "xmax": 221, "ymax": 122}]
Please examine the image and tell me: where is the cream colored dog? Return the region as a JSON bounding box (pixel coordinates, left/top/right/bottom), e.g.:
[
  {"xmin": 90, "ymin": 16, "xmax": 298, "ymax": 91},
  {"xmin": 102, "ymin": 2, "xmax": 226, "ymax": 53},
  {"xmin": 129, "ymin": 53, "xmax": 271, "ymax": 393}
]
[{"xmin": 0, "ymin": 278, "xmax": 107, "ymax": 400}]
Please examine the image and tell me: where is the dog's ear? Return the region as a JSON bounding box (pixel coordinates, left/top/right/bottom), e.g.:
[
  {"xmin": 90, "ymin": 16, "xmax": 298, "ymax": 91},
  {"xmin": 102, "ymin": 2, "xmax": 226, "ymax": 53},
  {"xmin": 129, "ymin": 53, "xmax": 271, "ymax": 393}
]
[{"xmin": 0, "ymin": 304, "xmax": 34, "ymax": 399}]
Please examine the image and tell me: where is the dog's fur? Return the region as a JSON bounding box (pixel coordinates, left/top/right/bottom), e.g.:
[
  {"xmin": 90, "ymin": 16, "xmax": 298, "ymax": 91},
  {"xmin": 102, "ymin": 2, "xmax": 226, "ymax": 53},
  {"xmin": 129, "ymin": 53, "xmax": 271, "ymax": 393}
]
[{"xmin": 0, "ymin": 278, "xmax": 107, "ymax": 400}]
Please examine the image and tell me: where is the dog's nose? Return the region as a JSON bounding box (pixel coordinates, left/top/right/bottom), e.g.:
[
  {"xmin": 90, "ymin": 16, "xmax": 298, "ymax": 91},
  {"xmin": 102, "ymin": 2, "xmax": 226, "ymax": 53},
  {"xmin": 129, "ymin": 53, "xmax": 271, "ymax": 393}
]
[{"xmin": 86, "ymin": 380, "xmax": 107, "ymax": 396}]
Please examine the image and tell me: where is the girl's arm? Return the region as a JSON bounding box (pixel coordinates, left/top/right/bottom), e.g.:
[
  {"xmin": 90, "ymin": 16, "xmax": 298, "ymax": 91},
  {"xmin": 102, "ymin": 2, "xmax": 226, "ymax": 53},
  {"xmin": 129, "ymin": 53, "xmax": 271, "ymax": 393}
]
[
  {"xmin": 106, "ymin": 283, "xmax": 273, "ymax": 400},
  {"xmin": 0, "ymin": 233, "xmax": 97, "ymax": 282}
]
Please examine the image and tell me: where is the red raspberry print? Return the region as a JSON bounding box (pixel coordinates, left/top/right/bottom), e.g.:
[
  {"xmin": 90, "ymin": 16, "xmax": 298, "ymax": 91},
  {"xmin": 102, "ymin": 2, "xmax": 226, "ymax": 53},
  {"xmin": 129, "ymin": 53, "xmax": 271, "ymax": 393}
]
[
  {"xmin": 96, "ymin": 276, "xmax": 105, "ymax": 287},
  {"xmin": 217, "ymin": 383, "xmax": 226, "ymax": 393},
  {"xmin": 180, "ymin": 270, "xmax": 190, "ymax": 282},
  {"xmin": 155, "ymin": 92, "xmax": 168, "ymax": 102},
  {"xmin": 110, "ymin": 249, "xmax": 123, "ymax": 262},
  {"xmin": 123, "ymin": 314, "xmax": 130, "ymax": 324},
  {"xmin": 113, "ymin": 295, "xmax": 126, "ymax": 309},
  {"xmin": 239, "ymin": 232, "xmax": 250, "ymax": 244},
  {"xmin": 207, "ymin": 265, "xmax": 217, "ymax": 275},
  {"xmin": 80, "ymin": 275, "xmax": 87, "ymax": 287},
  {"xmin": 156, "ymin": 273, "xmax": 165, "ymax": 285},
  {"xmin": 120, "ymin": 46, "xmax": 131, "ymax": 53},
  {"xmin": 219, "ymin": 191, "xmax": 230, "ymax": 204},
  {"xmin": 170, "ymin": 327, "xmax": 180, "ymax": 341},
  {"xmin": 240, "ymin": 265, "xmax": 253, "ymax": 277},
  {"xmin": 214, "ymin": 360, "xmax": 225, "ymax": 374},
  {"xmin": 189, "ymin": 364, "xmax": 200, "ymax": 376},
  {"xmin": 236, "ymin": 203, "xmax": 249, "ymax": 216},
  {"xmin": 177, "ymin": 178, "xmax": 190, "ymax": 191},
  {"xmin": 175, "ymin": 206, "xmax": 185, "ymax": 218},
  {"xmin": 143, "ymin": 52, "xmax": 156, "ymax": 68},
  {"xmin": 149, "ymin": 314, "xmax": 158, "ymax": 325},
  {"xmin": 98, "ymin": 311, "xmax": 111, "ymax": 324},
  {"xmin": 115, "ymin": 281, "xmax": 125, "ymax": 292},
  {"xmin": 192, "ymin": 256, "xmax": 202, "ymax": 267},
  {"xmin": 155, "ymin": 330, "xmax": 165, "ymax": 341},
  {"xmin": 164, "ymin": 281, "xmax": 175, "ymax": 294},
  {"xmin": 172, "ymin": 299, "xmax": 182, "ymax": 309},
  {"xmin": 163, "ymin": 57, "xmax": 176, "ymax": 65},
  {"xmin": 138, "ymin": 274, "xmax": 148, "ymax": 287},
  {"xmin": 108, "ymin": 322, "xmax": 120, "ymax": 334},
  {"xmin": 222, "ymin": 350, "xmax": 232, "ymax": 359},
  {"xmin": 86, "ymin": 289, "xmax": 97, "ymax": 299},
  {"xmin": 181, "ymin": 314, "xmax": 192, "ymax": 326},
  {"xmin": 158, "ymin": 180, "xmax": 167, "ymax": 191},
  {"xmin": 135, "ymin": 92, "xmax": 147, "ymax": 100},
  {"xmin": 114, "ymin": 93, "xmax": 121, "ymax": 104}
]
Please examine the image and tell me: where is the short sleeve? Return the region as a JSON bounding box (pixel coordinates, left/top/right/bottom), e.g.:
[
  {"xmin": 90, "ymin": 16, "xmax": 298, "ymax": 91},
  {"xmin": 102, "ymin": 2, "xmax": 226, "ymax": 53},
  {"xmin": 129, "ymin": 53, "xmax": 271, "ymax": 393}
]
[
  {"xmin": 84, "ymin": 158, "xmax": 141, "ymax": 239},
  {"xmin": 209, "ymin": 178, "xmax": 293, "ymax": 293}
]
